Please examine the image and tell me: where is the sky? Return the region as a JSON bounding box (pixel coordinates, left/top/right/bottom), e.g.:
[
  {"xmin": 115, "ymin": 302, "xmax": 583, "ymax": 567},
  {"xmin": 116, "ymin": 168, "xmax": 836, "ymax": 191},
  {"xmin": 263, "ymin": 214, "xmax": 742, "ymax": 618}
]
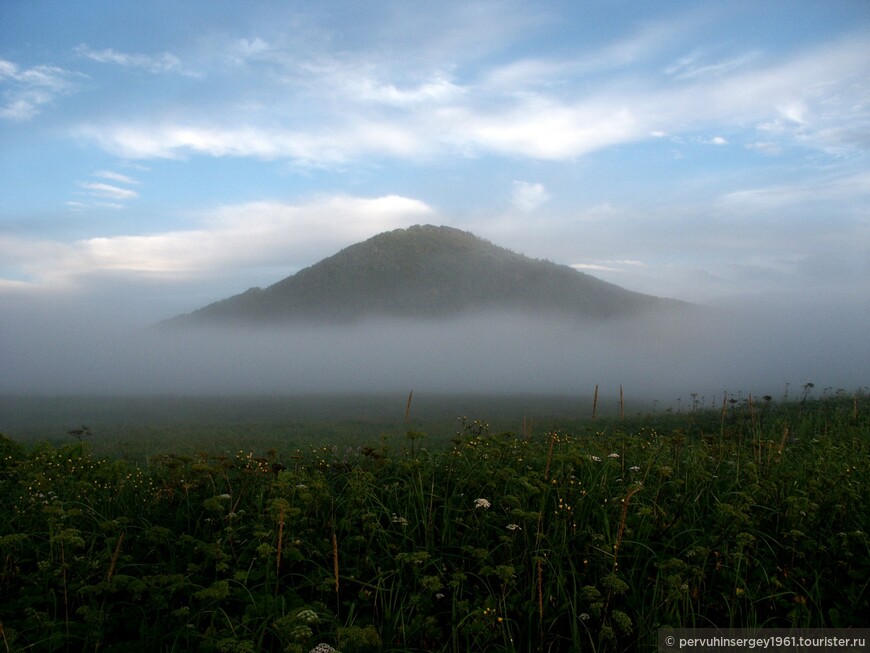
[{"xmin": 1, "ymin": 0, "xmax": 868, "ymax": 397}]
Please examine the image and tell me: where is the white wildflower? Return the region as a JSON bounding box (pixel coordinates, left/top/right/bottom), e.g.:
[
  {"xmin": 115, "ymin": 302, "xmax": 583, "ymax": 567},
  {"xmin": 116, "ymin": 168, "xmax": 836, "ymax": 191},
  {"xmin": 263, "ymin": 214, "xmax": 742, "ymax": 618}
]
[
  {"xmin": 608, "ymin": 452, "xmax": 620, "ymax": 459},
  {"xmin": 506, "ymin": 523, "xmax": 522, "ymax": 531},
  {"xmin": 474, "ymin": 498, "xmax": 491, "ymax": 509},
  {"xmin": 590, "ymin": 455, "xmax": 602, "ymax": 462},
  {"xmin": 391, "ymin": 513, "xmax": 409, "ymax": 526},
  {"xmin": 309, "ymin": 645, "xmax": 337, "ymax": 653},
  {"xmin": 629, "ymin": 465, "xmax": 640, "ymax": 472}
]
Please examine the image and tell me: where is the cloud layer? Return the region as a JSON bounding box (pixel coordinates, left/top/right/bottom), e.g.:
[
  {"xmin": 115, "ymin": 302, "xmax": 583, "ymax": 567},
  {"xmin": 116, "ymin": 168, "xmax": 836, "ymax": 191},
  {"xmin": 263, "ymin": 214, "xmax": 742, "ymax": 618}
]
[
  {"xmin": 62, "ymin": 27, "xmax": 870, "ymax": 167},
  {"xmin": 1, "ymin": 195, "xmax": 432, "ymax": 294}
]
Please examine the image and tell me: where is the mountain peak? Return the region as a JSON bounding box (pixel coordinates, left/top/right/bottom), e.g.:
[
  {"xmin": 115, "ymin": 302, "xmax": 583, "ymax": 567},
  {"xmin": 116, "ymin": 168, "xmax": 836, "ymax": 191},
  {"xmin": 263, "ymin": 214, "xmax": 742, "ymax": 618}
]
[{"xmin": 166, "ymin": 225, "xmax": 685, "ymax": 326}]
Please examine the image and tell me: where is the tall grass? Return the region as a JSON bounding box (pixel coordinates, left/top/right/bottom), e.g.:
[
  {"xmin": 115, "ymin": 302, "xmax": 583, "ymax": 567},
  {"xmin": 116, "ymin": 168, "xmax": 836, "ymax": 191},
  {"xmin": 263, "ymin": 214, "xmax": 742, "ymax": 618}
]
[{"xmin": 0, "ymin": 391, "xmax": 867, "ymax": 652}]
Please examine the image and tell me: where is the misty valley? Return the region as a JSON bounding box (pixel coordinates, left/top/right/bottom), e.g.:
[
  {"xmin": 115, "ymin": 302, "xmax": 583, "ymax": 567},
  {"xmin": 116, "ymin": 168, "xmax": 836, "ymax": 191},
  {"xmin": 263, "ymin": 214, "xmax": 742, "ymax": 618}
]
[
  {"xmin": 1, "ymin": 228, "xmax": 868, "ymax": 651},
  {"xmin": 3, "ymin": 1, "xmax": 869, "ymax": 650}
]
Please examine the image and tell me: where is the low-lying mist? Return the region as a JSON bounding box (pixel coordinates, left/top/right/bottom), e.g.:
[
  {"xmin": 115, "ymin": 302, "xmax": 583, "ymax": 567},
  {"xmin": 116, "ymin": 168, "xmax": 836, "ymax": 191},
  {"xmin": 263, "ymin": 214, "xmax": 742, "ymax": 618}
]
[{"xmin": 2, "ymin": 292, "xmax": 867, "ymax": 405}]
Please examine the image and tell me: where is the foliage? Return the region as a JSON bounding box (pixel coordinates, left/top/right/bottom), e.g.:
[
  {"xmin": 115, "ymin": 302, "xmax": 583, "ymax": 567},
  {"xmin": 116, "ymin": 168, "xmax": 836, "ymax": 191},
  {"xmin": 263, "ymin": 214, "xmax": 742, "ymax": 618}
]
[{"xmin": 0, "ymin": 392, "xmax": 868, "ymax": 651}]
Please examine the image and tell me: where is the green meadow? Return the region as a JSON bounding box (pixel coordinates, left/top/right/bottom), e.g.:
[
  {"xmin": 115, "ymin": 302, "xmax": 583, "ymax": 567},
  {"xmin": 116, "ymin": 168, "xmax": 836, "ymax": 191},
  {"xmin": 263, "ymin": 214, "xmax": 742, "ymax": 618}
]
[{"xmin": 1, "ymin": 389, "xmax": 867, "ymax": 652}]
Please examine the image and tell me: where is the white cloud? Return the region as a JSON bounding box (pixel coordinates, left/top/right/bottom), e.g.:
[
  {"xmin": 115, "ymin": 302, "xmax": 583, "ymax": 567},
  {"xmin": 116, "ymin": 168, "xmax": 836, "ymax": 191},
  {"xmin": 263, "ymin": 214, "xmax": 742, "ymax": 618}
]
[
  {"xmin": 451, "ymin": 99, "xmax": 643, "ymax": 160},
  {"xmin": 234, "ymin": 38, "xmax": 270, "ymax": 58},
  {"xmin": 1, "ymin": 195, "xmax": 434, "ymax": 290},
  {"xmin": 76, "ymin": 120, "xmax": 427, "ymax": 163},
  {"xmin": 664, "ymin": 50, "xmax": 760, "ymax": 80},
  {"xmin": 718, "ymin": 171, "xmax": 870, "ymax": 211},
  {"xmin": 511, "ymin": 181, "xmax": 550, "ymax": 212},
  {"xmin": 94, "ymin": 170, "xmax": 139, "ymax": 185},
  {"xmin": 571, "ymin": 263, "xmax": 618, "ymax": 272},
  {"xmin": 0, "ymin": 58, "xmax": 77, "ymax": 120},
  {"xmin": 75, "ymin": 45, "xmax": 181, "ymax": 74},
  {"xmin": 571, "ymin": 259, "xmax": 646, "ymax": 273},
  {"xmin": 70, "ymin": 26, "xmax": 869, "ymax": 166},
  {"xmin": 354, "ymin": 75, "xmax": 462, "ymax": 106},
  {"xmin": 77, "ymin": 181, "xmax": 139, "ymax": 200}
]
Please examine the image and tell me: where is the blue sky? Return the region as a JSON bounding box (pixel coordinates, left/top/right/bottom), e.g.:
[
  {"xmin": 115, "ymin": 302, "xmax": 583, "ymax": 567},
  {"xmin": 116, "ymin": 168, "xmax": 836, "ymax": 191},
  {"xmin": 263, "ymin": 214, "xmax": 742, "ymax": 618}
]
[{"xmin": 1, "ymin": 0, "xmax": 868, "ymax": 321}]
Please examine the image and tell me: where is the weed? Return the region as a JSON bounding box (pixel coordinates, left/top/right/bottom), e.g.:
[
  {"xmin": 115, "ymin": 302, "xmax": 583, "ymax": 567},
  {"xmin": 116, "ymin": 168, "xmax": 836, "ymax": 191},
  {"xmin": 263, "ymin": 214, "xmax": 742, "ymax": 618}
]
[{"xmin": 0, "ymin": 393, "xmax": 867, "ymax": 651}]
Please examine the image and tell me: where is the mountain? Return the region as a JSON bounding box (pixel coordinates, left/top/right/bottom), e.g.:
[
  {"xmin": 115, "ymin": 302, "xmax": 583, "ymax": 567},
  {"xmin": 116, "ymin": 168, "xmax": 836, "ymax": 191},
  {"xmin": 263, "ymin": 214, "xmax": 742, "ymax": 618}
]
[{"xmin": 166, "ymin": 225, "xmax": 686, "ymax": 326}]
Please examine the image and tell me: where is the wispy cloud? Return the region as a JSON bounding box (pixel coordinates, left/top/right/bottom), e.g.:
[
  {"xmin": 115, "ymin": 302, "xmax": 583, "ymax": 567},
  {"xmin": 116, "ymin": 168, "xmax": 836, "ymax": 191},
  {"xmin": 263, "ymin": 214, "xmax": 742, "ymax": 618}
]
[
  {"xmin": 571, "ymin": 263, "xmax": 619, "ymax": 272},
  {"xmin": 664, "ymin": 49, "xmax": 760, "ymax": 80},
  {"xmin": 571, "ymin": 259, "xmax": 646, "ymax": 273},
  {"xmin": 511, "ymin": 181, "xmax": 550, "ymax": 212},
  {"xmin": 68, "ymin": 171, "xmax": 141, "ymax": 210},
  {"xmin": 2, "ymin": 195, "xmax": 433, "ymax": 290},
  {"xmin": 77, "ymin": 181, "xmax": 139, "ymax": 201},
  {"xmin": 0, "ymin": 58, "xmax": 78, "ymax": 120},
  {"xmin": 353, "ymin": 74, "xmax": 463, "ymax": 107},
  {"xmin": 75, "ymin": 44, "xmax": 181, "ymax": 74},
  {"xmin": 75, "ymin": 120, "xmax": 427, "ymax": 163},
  {"xmin": 717, "ymin": 171, "xmax": 870, "ymax": 211},
  {"xmin": 72, "ymin": 26, "xmax": 869, "ymax": 167},
  {"xmin": 94, "ymin": 170, "xmax": 139, "ymax": 185},
  {"xmin": 454, "ymin": 99, "xmax": 643, "ymax": 160}
]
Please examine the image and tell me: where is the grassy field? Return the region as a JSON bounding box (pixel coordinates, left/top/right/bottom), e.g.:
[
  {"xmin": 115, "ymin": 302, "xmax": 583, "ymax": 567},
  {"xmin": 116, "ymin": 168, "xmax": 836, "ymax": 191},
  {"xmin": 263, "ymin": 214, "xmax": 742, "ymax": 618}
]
[{"xmin": 1, "ymin": 389, "xmax": 867, "ymax": 652}]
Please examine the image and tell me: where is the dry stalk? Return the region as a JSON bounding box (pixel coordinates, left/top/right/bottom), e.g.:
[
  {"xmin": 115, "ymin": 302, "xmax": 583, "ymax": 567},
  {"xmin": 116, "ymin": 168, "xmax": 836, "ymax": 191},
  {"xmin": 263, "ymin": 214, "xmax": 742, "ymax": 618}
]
[
  {"xmin": 776, "ymin": 425, "xmax": 789, "ymax": 463},
  {"xmin": 613, "ymin": 484, "xmax": 642, "ymax": 572},
  {"xmin": 537, "ymin": 558, "xmax": 544, "ymax": 621},
  {"xmin": 543, "ymin": 432, "xmax": 556, "ymax": 482},
  {"xmin": 276, "ymin": 507, "xmax": 285, "ymax": 577},
  {"xmin": 592, "ymin": 384, "xmax": 599, "ymax": 419},
  {"xmin": 332, "ymin": 532, "xmax": 340, "ymax": 595},
  {"xmin": 1, "ymin": 620, "xmax": 9, "ymax": 653},
  {"xmin": 60, "ymin": 543, "xmax": 69, "ymax": 629},
  {"xmin": 404, "ymin": 390, "xmax": 413, "ymax": 423},
  {"xmin": 106, "ymin": 531, "xmax": 125, "ymax": 582}
]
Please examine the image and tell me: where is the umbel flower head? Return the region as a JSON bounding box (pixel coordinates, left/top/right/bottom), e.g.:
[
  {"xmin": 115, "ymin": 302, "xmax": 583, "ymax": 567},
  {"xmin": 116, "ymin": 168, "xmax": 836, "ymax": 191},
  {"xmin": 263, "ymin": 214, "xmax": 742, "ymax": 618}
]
[
  {"xmin": 309, "ymin": 644, "xmax": 337, "ymax": 653},
  {"xmin": 474, "ymin": 498, "xmax": 491, "ymax": 509}
]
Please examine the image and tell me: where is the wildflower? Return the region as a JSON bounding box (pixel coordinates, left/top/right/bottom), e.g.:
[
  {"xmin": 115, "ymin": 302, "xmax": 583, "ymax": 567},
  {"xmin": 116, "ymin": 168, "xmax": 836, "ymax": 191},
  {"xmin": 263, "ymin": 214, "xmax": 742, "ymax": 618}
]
[
  {"xmin": 590, "ymin": 455, "xmax": 601, "ymax": 462},
  {"xmin": 218, "ymin": 493, "xmax": 231, "ymax": 500},
  {"xmin": 579, "ymin": 613, "xmax": 590, "ymax": 621},
  {"xmin": 309, "ymin": 645, "xmax": 337, "ymax": 653},
  {"xmin": 629, "ymin": 465, "xmax": 640, "ymax": 472},
  {"xmin": 506, "ymin": 523, "xmax": 522, "ymax": 531},
  {"xmin": 391, "ymin": 513, "xmax": 409, "ymax": 526},
  {"xmin": 608, "ymin": 452, "xmax": 620, "ymax": 458},
  {"xmin": 474, "ymin": 498, "xmax": 491, "ymax": 509},
  {"xmin": 297, "ymin": 609, "xmax": 320, "ymax": 625}
]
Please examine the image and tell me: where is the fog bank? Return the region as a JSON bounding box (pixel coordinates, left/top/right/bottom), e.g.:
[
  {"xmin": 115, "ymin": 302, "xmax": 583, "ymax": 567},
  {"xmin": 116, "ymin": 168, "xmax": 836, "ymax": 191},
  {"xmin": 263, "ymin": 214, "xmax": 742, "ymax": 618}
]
[{"xmin": 2, "ymin": 291, "xmax": 866, "ymax": 404}]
